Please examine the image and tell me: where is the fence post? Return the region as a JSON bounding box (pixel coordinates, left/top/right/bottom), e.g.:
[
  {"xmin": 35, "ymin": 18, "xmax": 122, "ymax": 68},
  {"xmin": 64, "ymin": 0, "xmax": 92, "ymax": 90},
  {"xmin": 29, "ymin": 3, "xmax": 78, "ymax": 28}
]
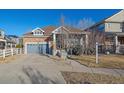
[
  {"xmin": 3, "ymin": 49, "xmax": 5, "ymax": 59},
  {"xmin": 16, "ymin": 48, "xmax": 18, "ymax": 54},
  {"xmin": 20, "ymin": 48, "xmax": 22, "ymax": 54},
  {"xmin": 11, "ymin": 48, "xmax": 13, "ymax": 56},
  {"xmin": 96, "ymin": 42, "xmax": 99, "ymax": 64}
]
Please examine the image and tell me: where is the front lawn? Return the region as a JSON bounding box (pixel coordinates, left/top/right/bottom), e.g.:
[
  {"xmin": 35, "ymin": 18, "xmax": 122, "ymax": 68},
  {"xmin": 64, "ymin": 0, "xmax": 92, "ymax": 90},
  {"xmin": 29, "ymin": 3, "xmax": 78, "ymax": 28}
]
[
  {"xmin": 0, "ymin": 55, "xmax": 21, "ymax": 64},
  {"xmin": 68, "ymin": 55, "xmax": 124, "ymax": 69},
  {"xmin": 62, "ymin": 72, "xmax": 124, "ymax": 84}
]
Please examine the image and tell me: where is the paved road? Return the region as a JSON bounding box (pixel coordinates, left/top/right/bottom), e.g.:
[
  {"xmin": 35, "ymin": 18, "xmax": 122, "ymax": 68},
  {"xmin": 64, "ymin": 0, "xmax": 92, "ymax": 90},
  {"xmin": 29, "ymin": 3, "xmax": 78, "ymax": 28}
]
[{"xmin": 0, "ymin": 54, "xmax": 124, "ymax": 84}]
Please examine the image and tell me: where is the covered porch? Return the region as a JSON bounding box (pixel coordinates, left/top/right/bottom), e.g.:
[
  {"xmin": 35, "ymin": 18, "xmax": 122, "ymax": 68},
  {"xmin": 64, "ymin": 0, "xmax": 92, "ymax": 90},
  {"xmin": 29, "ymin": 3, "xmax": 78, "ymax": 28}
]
[
  {"xmin": 115, "ymin": 33, "xmax": 124, "ymax": 54},
  {"xmin": 0, "ymin": 39, "xmax": 16, "ymax": 50},
  {"xmin": 0, "ymin": 39, "xmax": 6, "ymax": 49},
  {"xmin": 52, "ymin": 27, "xmax": 88, "ymax": 56}
]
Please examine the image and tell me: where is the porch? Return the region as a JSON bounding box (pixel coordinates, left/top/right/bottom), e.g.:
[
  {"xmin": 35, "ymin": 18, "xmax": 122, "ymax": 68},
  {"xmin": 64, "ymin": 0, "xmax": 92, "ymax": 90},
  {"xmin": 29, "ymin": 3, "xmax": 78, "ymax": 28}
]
[
  {"xmin": 0, "ymin": 39, "xmax": 16, "ymax": 50},
  {"xmin": 52, "ymin": 27, "xmax": 89, "ymax": 56},
  {"xmin": 99, "ymin": 32, "xmax": 124, "ymax": 54},
  {"xmin": 115, "ymin": 33, "xmax": 124, "ymax": 54}
]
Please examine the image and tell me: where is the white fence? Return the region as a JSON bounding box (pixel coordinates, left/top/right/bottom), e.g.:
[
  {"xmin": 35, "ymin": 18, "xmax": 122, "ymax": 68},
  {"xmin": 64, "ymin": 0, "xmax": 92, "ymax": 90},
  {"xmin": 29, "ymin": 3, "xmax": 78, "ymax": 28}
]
[{"xmin": 0, "ymin": 48, "xmax": 22, "ymax": 58}]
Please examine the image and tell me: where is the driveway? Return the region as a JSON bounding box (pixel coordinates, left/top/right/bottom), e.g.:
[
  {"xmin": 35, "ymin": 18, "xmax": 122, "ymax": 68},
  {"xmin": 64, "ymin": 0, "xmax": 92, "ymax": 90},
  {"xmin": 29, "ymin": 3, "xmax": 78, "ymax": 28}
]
[
  {"xmin": 0, "ymin": 54, "xmax": 71, "ymax": 84},
  {"xmin": 0, "ymin": 54, "xmax": 124, "ymax": 84}
]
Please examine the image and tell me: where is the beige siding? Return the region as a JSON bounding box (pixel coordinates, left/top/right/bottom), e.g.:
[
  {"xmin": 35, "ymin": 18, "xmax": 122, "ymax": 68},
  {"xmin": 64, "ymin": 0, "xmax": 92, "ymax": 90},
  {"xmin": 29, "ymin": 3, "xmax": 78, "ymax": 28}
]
[{"xmin": 105, "ymin": 23, "xmax": 122, "ymax": 32}]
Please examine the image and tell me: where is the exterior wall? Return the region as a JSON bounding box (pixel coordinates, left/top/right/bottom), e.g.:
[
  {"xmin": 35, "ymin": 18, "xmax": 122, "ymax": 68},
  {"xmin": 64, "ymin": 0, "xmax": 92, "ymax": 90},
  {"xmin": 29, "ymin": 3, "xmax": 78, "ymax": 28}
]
[
  {"xmin": 23, "ymin": 36, "xmax": 51, "ymax": 45},
  {"xmin": 23, "ymin": 36, "xmax": 52, "ymax": 54},
  {"xmin": 104, "ymin": 10, "xmax": 124, "ymax": 33},
  {"xmin": 105, "ymin": 22, "xmax": 122, "ymax": 32}
]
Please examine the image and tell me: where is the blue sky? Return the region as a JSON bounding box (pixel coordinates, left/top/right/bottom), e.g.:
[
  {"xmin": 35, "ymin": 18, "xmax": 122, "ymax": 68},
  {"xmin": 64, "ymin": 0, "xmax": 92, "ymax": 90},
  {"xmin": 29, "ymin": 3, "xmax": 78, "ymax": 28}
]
[{"xmin": 0, "ymin": 9, "xmax": 121, "ymax": 36}]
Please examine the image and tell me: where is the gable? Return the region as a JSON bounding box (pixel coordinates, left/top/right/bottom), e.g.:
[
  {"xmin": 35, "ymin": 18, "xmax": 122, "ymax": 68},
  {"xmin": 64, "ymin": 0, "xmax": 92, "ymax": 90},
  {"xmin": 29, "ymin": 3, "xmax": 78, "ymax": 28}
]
[
  {"xmin": 32, "ymin": 27, "xmax": 44, "ymax": 35},
  {"xmin": 105, "ymin": 10, "xmax": 124, "ymax": 22},
  {"xmin": 52, "ymin": 26, "xmax": 70, "ymax": 34}
]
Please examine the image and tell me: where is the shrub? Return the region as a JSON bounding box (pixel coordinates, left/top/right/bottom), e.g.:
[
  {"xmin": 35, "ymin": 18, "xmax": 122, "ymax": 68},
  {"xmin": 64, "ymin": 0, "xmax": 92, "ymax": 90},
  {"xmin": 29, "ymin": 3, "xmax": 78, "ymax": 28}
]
[
  {"xmin": 72, "ymin": 45, "xmax": 82, "ymax": 55},
  {"xmin": 16, "ymin": 44, "xmax": 23, "ymax": 48},
  {"xmin": 83, "ymin": 48, "xmax": 95, "ymax": 55}
]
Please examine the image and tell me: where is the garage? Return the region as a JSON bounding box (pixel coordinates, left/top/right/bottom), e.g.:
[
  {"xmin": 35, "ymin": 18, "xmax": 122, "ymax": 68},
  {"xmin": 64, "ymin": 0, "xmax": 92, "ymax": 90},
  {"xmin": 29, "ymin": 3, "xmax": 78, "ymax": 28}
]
[{"xmin": 26, "ymin": 43, "xmax": 49, "ymax": 54}]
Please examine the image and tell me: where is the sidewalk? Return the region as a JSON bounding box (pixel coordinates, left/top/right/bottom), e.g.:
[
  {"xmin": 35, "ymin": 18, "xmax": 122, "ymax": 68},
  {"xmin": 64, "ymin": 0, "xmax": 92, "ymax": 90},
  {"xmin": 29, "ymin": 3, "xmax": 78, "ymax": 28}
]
[{"xmin": 62, "ymin": 59, "xmax": 124, "ymax": 77}]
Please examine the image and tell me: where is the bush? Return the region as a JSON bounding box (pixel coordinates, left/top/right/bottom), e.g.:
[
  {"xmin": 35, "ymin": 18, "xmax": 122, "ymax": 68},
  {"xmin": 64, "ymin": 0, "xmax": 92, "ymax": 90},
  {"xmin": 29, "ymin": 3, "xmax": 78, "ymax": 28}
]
[
  {"xmin": 16, "ymin": 44, "xmax": 23, "ymax": 48},
  {"xmin": 72, "ymin": 45, "xmax": 82, "ymax": 55},
  {"xmin": 83, "ymin": 48, "xmax": 95, "ymax": 55}
]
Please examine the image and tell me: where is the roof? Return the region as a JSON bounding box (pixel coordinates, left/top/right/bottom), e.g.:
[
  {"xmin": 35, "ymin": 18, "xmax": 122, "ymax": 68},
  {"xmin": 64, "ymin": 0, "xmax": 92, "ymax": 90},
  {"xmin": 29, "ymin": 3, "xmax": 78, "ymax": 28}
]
[
  {"xmin": 42, "ymin": 26, "xmax": 57, "ymax": 35},
  {"xmin": 4, "ymin": 35, "xmax": 16, "ymax": 43},
  {"xmin": 23, "ymin": 26, "xmax": 57, "ymax": 37},
  {"xmin": 85, "ymin": 10, "xmax": 123, "ymax": 30},
  {"xmin": 23, "ymin": 25, "xmax": 87, "ymax": 37},
  {"xmin": 65, "ymin": 26, "xmax": 83, "ymax": 33}
]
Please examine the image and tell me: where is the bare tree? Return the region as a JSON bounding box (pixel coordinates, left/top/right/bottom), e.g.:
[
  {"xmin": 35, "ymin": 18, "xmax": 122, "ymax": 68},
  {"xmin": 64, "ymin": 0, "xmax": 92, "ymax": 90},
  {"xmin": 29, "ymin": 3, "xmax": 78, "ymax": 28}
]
[
  {"xmin": 60, "ymin": 13, "xmax": 65, "ymax": 26},
  {"xmin": 77, "ymin": 18, "xmax": 95, "ymax": 30}
]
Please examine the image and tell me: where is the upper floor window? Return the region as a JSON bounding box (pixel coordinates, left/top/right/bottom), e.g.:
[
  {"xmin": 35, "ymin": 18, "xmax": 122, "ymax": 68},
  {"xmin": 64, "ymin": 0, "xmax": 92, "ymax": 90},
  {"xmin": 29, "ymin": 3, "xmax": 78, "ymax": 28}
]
[
  {"xmin": 106, "ymin": 23, "xmax": 111, "ymax": 28},
  {"xmin": 32, "ymin": 28, "xmax": 44, "ymax": 36},
  {"xmin": 120, "ymin": 23, "xmax": 124, "ymax": 29}
]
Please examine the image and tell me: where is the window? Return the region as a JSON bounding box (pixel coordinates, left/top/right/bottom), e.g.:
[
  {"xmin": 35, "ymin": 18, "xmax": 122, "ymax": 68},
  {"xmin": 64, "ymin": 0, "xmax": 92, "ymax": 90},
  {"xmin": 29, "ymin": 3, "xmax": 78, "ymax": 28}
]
[
  {"xmin": 32, "ymin": 28, "xmax": 44, "ymax": 36},
  {"xmin": 120, "ymin": 23, "xmax": 124, "ymax": 29},
  {"xmin": 33, "ymin": 30, "xmax": 43, "ymax": 35},
  {"xmin": 120, "ymin": 23, "xmax": 122, "ymax": 29},
  {"xmin": 108, "ymin": 23, "xmax": 111, "ymax": 28}
]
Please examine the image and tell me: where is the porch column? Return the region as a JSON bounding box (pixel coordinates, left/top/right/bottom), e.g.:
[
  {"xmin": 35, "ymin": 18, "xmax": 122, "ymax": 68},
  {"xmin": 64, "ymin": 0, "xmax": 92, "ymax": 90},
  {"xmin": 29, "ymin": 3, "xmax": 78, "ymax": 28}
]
[
  {"xmin": 53, "ymin": 33, "xmax": 56, "ymax": 56},
  {"xmin": 80, "ymin": 37, "xmax": 83, "ymax": 46},
  {"xmin": 115, "ymin": 35, "xmax": 119, "ymax": 53},
  {"xmin": 85, "ymin": 34, "xmax": 88, "ymax": 48}
]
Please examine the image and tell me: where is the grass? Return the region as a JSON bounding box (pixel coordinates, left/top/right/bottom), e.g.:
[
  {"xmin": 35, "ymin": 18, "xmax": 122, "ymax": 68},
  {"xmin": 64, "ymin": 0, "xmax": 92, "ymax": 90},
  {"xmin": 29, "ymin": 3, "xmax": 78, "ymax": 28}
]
[
  {"xmin": 62, "ymin": 72, "xmax": 124, "ymax": 84},
  {"xmin": 0, "ymin": 55, "xmax": 21, "ymax": 64},
  {"xmin": 68, "ymin": 55, "xmax": 124, "ymax": 69}
]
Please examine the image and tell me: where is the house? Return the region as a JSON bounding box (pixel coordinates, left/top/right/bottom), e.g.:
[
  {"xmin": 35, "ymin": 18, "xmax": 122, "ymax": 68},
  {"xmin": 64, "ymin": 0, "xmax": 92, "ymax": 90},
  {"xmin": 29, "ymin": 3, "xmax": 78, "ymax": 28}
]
[
  {"xmin": 0, "ymin": 29, "xmax": 6, "ymax": 49},
  {"xmin": 6, "ymin": 35, "xmax": 20, "ymax": 45},
  {"xmin": 0, "ymin": 29, "xmax": 17, "ymax": 50},
  {"xmin": 85, "ymin": 10, "xmax": 124, "ymax": 54},
  {"xmin": 23, "ymin": 26, "xmax": 88, "ymax": 55}
]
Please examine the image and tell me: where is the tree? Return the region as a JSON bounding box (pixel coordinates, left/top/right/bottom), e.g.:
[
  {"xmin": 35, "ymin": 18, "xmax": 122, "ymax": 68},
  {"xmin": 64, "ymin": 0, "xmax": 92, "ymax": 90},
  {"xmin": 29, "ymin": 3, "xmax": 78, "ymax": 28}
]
[{"xmin": 77, "ymin": 18, "xmax": 95, "ymax": 30}]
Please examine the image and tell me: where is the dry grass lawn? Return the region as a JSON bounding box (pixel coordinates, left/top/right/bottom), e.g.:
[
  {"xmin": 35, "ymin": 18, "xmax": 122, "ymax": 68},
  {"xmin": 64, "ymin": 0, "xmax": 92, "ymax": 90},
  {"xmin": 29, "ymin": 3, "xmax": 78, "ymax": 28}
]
[
  {"xmin": 0, "ymin": 55, "xmax": 20, "ymax": 64},
  {"xmin": 68, "ymin": 55, "xmax": 124, "ymax": 69},
  {"xmin": 62, "ymin": 72, "xmax": 124, "ymax": 84}
]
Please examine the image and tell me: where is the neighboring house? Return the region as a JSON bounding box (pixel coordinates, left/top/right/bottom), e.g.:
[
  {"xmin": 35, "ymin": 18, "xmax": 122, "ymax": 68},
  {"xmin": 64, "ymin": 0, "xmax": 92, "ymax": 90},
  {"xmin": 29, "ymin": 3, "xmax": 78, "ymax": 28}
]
[
  {"xmin": 85, "ymin": 10, "xmax": 124, "ymax": 53},
  {"xmin": 23, "ymin": 26, "xmax": 88, "ymax": 55},
  {"xmin": 7, "ymin": 35, "xmax": 20, "ymax": 44},
  {"xmin": 0, "ymin": 29, "xmax": 17, "ymax": 50},
  {"xmin": 0, "ymin": 29, "xmax": 6, "ymax": 49}
]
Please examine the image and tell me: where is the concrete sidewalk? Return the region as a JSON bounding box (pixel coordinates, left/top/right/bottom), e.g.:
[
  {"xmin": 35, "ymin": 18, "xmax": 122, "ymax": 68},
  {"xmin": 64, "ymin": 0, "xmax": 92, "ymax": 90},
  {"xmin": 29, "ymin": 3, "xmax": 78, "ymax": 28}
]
[{"xmin": 62, "ymin": 59, "xmax": 124, "ymax": 77}]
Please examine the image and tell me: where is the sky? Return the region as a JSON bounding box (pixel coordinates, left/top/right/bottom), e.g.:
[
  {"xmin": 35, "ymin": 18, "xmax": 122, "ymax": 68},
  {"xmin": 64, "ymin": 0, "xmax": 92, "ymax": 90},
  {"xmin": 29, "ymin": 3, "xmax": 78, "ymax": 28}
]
[{"xmin": 0, "ymin": 9, "xmax": 121, "ymax": 36}]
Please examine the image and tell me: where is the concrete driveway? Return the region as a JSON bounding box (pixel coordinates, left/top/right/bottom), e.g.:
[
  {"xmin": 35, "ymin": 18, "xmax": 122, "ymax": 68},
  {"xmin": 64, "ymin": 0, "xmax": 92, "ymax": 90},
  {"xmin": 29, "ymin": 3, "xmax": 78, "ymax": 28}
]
[
  {"xmin": 0, "ymin": 54, "xmax": 72, "ymax": 84},
  {"xmin": 0, "ymin": 54, "xmax": 124, "ymax": 84}
]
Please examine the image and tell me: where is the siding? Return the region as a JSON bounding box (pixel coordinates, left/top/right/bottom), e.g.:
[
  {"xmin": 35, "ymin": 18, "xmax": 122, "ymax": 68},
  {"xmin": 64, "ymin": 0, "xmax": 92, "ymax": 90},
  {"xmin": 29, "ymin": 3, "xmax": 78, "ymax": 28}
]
[{"xmin": 105, "ymin": 23, "xmax": 122, "ymax": 32}]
